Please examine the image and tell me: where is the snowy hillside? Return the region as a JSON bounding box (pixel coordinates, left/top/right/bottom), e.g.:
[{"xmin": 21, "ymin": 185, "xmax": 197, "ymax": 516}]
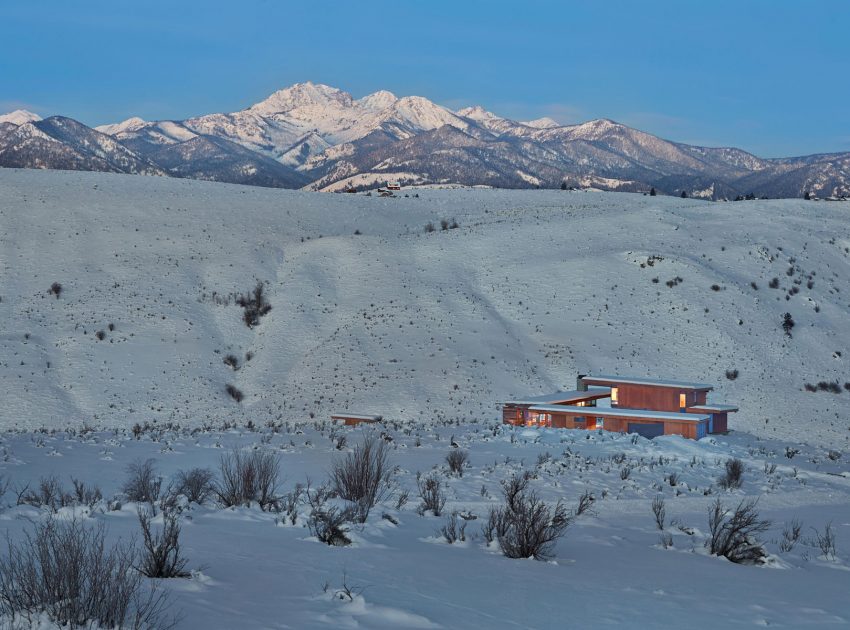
[{"xmin": 1, "ymin": 169, "xmax": 848, "ymax": 449}]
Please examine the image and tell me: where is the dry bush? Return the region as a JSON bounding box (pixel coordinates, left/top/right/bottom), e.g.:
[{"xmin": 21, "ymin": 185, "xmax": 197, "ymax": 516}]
[
  {"xmin": 305, "ymin": 481, "xmax": 352, "ymax": 546},
  {"xmin": 123, "ymin": 458, "xmax": 162, "ymax": 504},
  {"xmin": 216, "ymin": 449, "xmax": 281, "ymax": 511},
  {"xmin": 416, "ymin": 473, "xmax": 447, "ymax": 517},
  {"xmin": 445, "ymin": 449, "xmax": 469, "ymax": 476},
  {"xmin": 440, "ymin": 512, "xmax": 467, "ymax": 544},
  {"xmin": 137, "ymin": 509, "xmax": 190, "ymax": 578},
  {"xmin": 706, "ymin": 498, "xmax": 770, "ymax": 564},
  {"xmin": 330, "ymin": 433, "xmax": 393, "ymax": 522},
  {"xmin": 71, "ymin": 478, "xmax": 103, "ymax": 509},
  {"xmin": 811, "ymin": 522, "xmax": 837, "ymax": 560},
  {"xmin": 225, "ymin": 384, "xmax": 244, "ymax": 402},
  {"xmin": 779, "ymin": 519, "xmax": 802, "ymax": 552},
  {"xmin": 718, "ymin": 458, "xmax": 744, "ymax": 490},
  {"xmin": 174, "ymin": 468, "xmax": 215, "ymax": 504},
  {"xmin": 487, "ymin": 475, "xmax": 572, "ymax": 561},
  {"xmin": 0, "ymin": 518, "xmax": 174, "ymax": 628},
  {"xmin": 236, "ymin": 281, "xmax": 272, "ymax": 328},
  {"xmin": 651, "ymin": 495, "xmax": 666, "ymax": 530}
]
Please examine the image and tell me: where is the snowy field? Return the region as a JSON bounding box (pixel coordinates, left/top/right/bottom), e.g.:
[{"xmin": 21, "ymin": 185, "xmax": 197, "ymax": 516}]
[
  {"xmin": 0, "ymin": 421, "xmax": 848, "ymax": 629},
  {"xmin": 0, "ymin": 169, "xmax": 849, "ymax": 628}
]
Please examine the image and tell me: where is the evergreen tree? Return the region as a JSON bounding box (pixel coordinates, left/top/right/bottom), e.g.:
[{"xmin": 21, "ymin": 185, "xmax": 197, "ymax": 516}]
[
  {"xmin": 649, "ymin": 187, "xmax": 657, "ymax": 196},
  {"xmin": 681, "ymin": 190, "xmax": 688, "ymax": 198}
]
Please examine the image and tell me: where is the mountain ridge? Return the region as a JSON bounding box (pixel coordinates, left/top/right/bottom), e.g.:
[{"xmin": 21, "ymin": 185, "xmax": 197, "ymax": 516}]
[{"xmin": 1, "ymin": 81, "xmax": 848, "ymax": 199}]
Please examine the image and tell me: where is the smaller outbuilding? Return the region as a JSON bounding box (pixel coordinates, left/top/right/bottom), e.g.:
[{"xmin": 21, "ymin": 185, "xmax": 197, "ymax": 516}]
[{"xmin": 330, "ymin": 412, "xmax": 383, "ymax": 426}]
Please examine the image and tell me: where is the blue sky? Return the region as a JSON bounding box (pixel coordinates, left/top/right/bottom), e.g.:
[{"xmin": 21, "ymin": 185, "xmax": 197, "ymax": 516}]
[{"xmin": 2, "ymin": 0, "xmax": 848, "ymax": 157}]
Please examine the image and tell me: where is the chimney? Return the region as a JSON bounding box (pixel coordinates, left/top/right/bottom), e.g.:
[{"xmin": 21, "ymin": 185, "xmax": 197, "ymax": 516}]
[{"xmin": 576, "ymin": 374, "xmax": 587, "ymax": 391}]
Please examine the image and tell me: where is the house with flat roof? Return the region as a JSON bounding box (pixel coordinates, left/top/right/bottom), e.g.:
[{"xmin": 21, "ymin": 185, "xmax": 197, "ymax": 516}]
[{"xmin": 502, "ymin": 374, "xmax": 737, "ymax": 439}]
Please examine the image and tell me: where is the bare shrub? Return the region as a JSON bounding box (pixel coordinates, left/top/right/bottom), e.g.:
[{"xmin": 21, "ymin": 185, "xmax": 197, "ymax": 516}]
[
  {"xmin": 718, "ymin": 458, "xmax": 744, "ymax": 490},
  {"xmin": 488, "ymin": 476, "xmax": 572, "ymax": 561},
  {"xmin": 137, "ymin": 508, "xmax": 190, "ymax": 578},
  {"xmin": 0, "ymin": 518, "xmax": 173, "ymax": 628},
  {"xmin": 651, "ymin": 495, "xmax": 666, "ymax": 530},
  {"xmin": 123, "ymin": 458, "xmax": 162, "ymax": 504},
  {"xmin": 330, "ymin": 433, "xmax": 393, "ymax": 522},
  {"xmin": 19, "ymin": 475, "xmax": 72, "ymax": 512},
  {"xmin": 660, "ymin": 532, "xmax": 673, "ymax": 548},
  {"xmin": 811, "ymin": 523, "xmax": 837, "ymax": 560},
  {"xmin": 280, "ymin": 483, "xmax": 304, "ymax": 525},
  {"xmin": 174, "ymin": 468, "xmax": 215, "ymax": 504},
  {"xmin": 620, "ymin": 465, "xmax": 631, "ymax": 480},
  {"xmin": 305, "ymin": 482, "xmax": 352, "ymax": 546},
  {"xmin": 440, "ymin": 512, "xmax": 467, "ymax": 544},
  {"xmin": 222, "ymin": 354, "xmax": 239, "ymax": 370},
  {"xmin": 49, "ymin": 282, "xmax": 63, "ymax": 298},
  {"xmin": 725, "ymin": 369, "xmax": 739, "ymax": 380},
  {"xmin": 779, "ymin": 519, "xmax": 802, "ymax": 552},
  {"xmin": 236, "ymin": 281, "xmax": 272, "ymax": 328},
  {"xmin": 71, "ymin": 478, "xmax": 103, "ymax": 509},
  {"xmin": 216, "ymin": 449, "xmax": 281, "ymax": 511},
  {"xmin": 225, "ymin": 384, "xmax": 244, "ymax": 402},
  {"xmin": 416, "ymin": 472, "xmax": 447, "ymax": 517},
  {"xmin": 445, "ymin": 449, "xmax": 469, "ymax": 476},
  {"xmin": 706, "ymin": 498, "xmax": 770, "ymax": 564}
]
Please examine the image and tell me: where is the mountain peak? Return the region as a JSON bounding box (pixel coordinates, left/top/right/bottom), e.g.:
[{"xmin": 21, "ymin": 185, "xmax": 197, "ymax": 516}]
[
  {"xmin": 524, "ymin": 116, "xmax": 559, "ymax": 129},
  {"xmin": 95, "ymin": 116, "xmax": 147, "ymax": 135},
  {"xmin": 357, "ymin": 90, "xmax": 398, "ymax": 111},
  {"xmin": 249, "ymin": 82, "xmax": 353, "ymax": 115},
  {"xmin": 457, "ymin": 105, "xmax": 499, "ymax": 121},
  {"xmin": 0, "ymin": 109, "xmax": 42, "ymax": 125}
]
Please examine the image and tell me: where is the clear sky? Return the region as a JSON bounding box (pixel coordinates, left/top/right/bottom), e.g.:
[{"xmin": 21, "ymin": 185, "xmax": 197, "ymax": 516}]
[{"xmin": 2, "ymin": 0, "xmax": 848, "ymax": 157}]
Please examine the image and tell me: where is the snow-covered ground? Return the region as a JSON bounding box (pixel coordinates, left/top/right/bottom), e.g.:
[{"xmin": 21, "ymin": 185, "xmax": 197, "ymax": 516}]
[
  {"xmin": 1, "ymin": 169, "xmax": 849, "ymax": 628},
  {"xmin": 0, "ymin": 422, "xmax": 848, "ymax": 629}
]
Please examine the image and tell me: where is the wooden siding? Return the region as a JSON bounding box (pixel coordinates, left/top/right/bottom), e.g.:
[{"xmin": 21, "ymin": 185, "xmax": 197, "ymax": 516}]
[
  {"xmin": 541, "ymin": 409, "xmax": 705, "ymax": 439},
  {"xmin": 616, "ymin": 384, "xmax": 686, "ymax": 412}
]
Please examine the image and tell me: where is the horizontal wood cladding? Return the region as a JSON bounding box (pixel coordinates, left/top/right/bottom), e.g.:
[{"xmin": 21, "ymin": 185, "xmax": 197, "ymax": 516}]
[{"xmin": 616, "ymin": 384, "xmax": 697, "ymax": 412}]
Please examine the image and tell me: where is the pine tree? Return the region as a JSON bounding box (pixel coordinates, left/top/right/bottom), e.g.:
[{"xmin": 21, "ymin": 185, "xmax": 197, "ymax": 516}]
[
  {"xmin": 681, "ymin": 190, "xmax": 688, "ymax": 198},
  {"xmin": 649, "ymin": 187, "xmax": 657, "ymax": 196}
]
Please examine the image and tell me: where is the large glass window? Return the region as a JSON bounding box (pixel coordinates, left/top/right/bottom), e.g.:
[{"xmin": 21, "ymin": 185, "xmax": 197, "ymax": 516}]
[
  {"xmin": 611, "ymin": 387, "xmax": 619, "ymax": 405},
  {"xmin": 679, "ymin": 393, "xmax": 687, "ymax": 411}
]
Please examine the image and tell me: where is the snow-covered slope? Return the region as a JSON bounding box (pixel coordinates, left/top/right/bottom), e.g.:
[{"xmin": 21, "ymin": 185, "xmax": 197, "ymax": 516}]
[{"xmin": 1, "ymin": 170, "xmax": 848, "ymax": 449}]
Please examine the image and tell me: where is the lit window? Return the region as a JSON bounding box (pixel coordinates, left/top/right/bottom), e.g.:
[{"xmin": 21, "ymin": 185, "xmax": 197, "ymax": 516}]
[
  {"xmin": 679, "ymin": 393, "xmax": 687, "ymax": 410},
  {"xmin": 596, "ymin": 417, "xmax": 604, "ymax": 428},
  {"xmin": 611, "ymin": 387, "xmax": 618, "ymax": 405}
]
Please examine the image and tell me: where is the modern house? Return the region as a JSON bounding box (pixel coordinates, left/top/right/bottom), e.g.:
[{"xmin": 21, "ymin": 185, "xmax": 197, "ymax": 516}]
[{"xmin": 502, "ymin": 374, "xmax": 737, "ymax": 439}]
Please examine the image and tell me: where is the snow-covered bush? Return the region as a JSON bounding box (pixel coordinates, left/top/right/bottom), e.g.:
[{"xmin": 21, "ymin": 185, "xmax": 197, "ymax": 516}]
[
  {"xmin": 445, "ymin": 449, "xmax": 469, "ymax": 476},
  {"xmin": 416, "ymin": 472, "xmax": 446, "ymax": 516},
  {"xmin": 651, "ymin": 495, "xmax": 666, "ymax": 530},
  {"xmin": 486, "ymin": 474, "xmax": 573, "ymax": 561},
  {"xmin": 174, "ymin": 467, "xmax": 215, "ymax": 505},
  {"xmin": 216, "ymin": 449, "xmax": 281, "ymax": 511},
  {"xmin": 440, "ymin": 513, "xmax": 467, "ymax": 544},
  {"xmin": 718, "ymin": 458, "xmax": 744, "ymax": 490},
  {"xmin": 122, "ymin": 458, "xmax": 162, "ymax": 504},
  {"xmin": 706, "ymin": 498, "xmax": 770, "ymax": 564},
  {"xmin": 137, "ymin": 508, "xmax": 190, "ymax": 578},
  {"xmin": 0, "ymin": 518, "xmax": 173, "ymax": 628},
  {"xmin": 330, "ymin": 433, "xmax": 393, "ymax": 522}
]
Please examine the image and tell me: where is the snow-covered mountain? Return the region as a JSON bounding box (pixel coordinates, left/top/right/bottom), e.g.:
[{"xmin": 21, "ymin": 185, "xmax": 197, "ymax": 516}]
[{"xmin": 2, "ymin": 82, "xmax": 849, "ymax": 198}]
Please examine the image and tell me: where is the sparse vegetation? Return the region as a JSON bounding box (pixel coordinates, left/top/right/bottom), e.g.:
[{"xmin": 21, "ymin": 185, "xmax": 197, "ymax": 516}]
[
  {"xmin": 445, "ymin": 449, "xmax": 469, "ymax": 476},
  {"xmin": 330, "ymin": 433, "xmax": 394, "ymax": 522},
  {"xmin": 718, "ymin": 458, "xmax": 744, "ymax": 490},
  {"xmin": 706, "ymin": 498, "xmax": 770, "ymax": 564},
  {"xmin": 216, "ymin": 449, "xmax": 281, "ymax": 511},
  {"xmin": 0, "ymin": 518, "xmax": 172, "ymax": 628},
  {"xmin": 123, "ymin": 458, "xmax": 162, "ymax": 504},
  {"xmin": 137, "ymin": 508, "xmax": 190, "ymax": 578},
  {"xmin": 225, "ymin": 383, "xmax": 244, "ymax": 402},
  {"xmin": 236, "ymin": 281, "xmax": 272, "ymax": 328},
  {"xmin": 416, "ymin": 472, "xmax": 447, "ymax": 516}
]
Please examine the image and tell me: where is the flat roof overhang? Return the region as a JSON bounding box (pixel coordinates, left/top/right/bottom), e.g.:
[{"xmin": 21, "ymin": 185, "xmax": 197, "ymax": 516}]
[
  {"xmin": 528, "ymin": 404, "xmax": 711, "ymax": 422},
  {"xmin": 581, "ymin": 375, "xmax": 714, "ymax": 391},
  {"xmin": 331, "ymin": 413, "xmax": 382, "ymax": 421},
  {"xmin": 503, "ymin": 388, "xmax": 611, "ymax": 406},
  {"xmin": 687, "ymin": 404, "xmax": 738, "ymax": 413}
]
